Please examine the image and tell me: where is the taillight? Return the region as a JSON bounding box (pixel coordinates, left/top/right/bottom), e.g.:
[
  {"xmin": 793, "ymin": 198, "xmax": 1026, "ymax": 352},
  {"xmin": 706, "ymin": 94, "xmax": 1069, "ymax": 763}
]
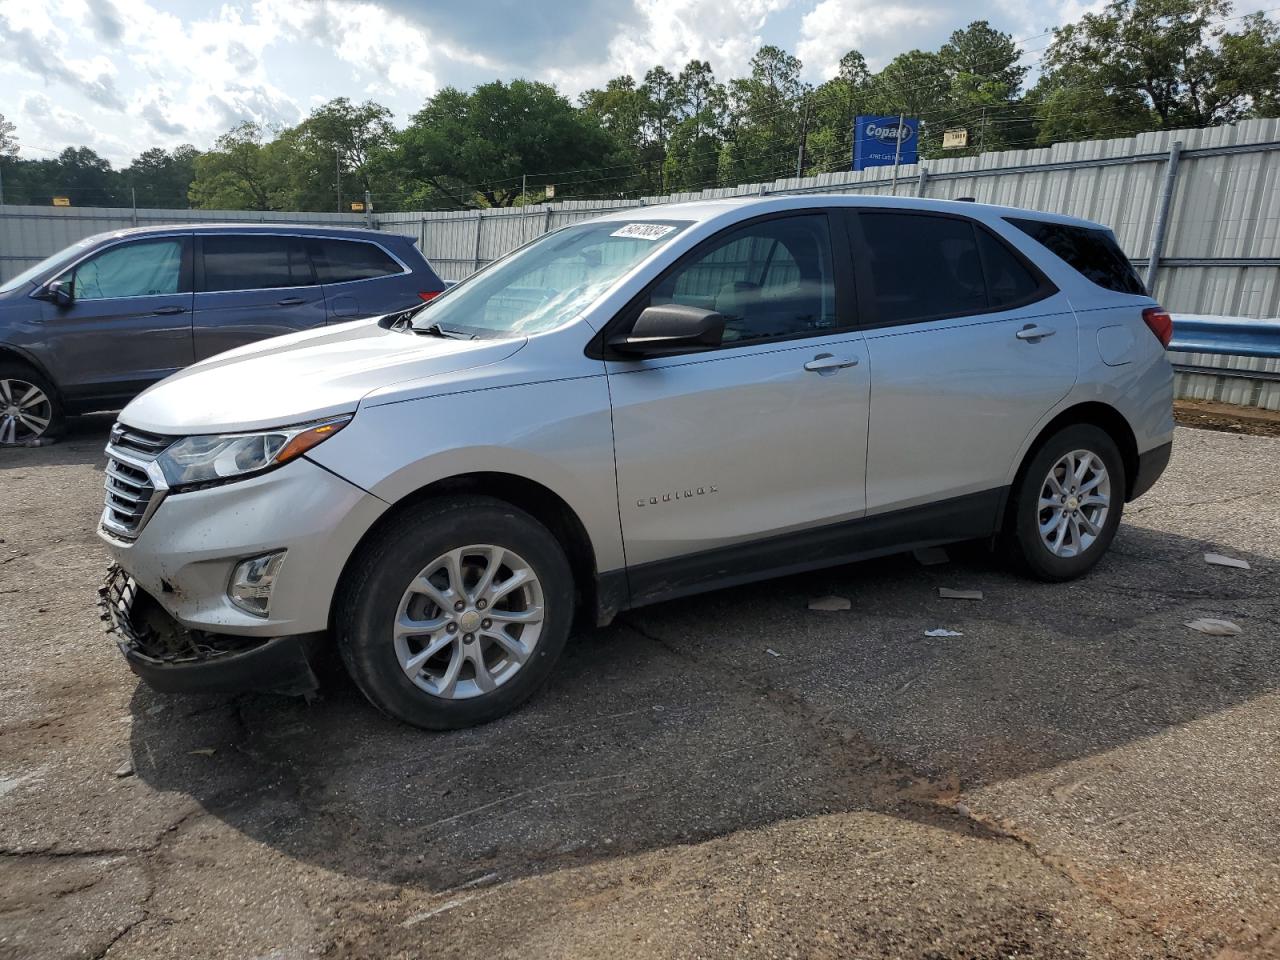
[
  {"xmin": 1142, "ymin": 306, "xmax": 1173, "ymax": 348},
  {"xmin": 418, "ymin": 290, "xmax": 442, "ymax": 302}
]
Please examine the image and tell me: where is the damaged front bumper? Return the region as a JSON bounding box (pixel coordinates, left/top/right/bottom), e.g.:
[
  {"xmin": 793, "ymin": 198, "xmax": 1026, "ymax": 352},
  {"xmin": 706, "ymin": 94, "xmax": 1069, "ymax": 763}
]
[{"xmin": 98, "ymin": 564, "xmax": 321, "ymax": 697}]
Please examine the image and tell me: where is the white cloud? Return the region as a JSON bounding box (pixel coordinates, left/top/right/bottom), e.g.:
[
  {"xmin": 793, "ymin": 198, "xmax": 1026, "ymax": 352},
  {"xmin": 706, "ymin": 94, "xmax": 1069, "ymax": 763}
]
[{"xmin": 798, "ymin": 1, "xmax": 949, "ymax": 77}]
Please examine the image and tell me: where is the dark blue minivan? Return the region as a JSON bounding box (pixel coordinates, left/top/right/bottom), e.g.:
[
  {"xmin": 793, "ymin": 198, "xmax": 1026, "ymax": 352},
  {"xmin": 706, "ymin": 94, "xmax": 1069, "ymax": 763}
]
[{"xmin": 0, "ymin": 224, "xmax": 445, "ymax": 444}]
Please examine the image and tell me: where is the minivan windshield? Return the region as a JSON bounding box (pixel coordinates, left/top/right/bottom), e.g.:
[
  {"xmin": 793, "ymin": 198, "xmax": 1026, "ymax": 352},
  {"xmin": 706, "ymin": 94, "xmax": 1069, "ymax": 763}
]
[
  {"xmin": 0, "ymin": 235, "xmax": 100, "ymax": 294},
  {"xmin": 411, "ymin": 219, "xmax": 692, "ymax": 338}
]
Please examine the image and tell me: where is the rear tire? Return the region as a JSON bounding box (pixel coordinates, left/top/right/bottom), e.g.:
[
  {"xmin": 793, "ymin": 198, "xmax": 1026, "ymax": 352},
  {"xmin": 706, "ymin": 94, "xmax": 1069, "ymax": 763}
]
[
  {"xmin": 1006, "ymin": 423, "xmax": 1125, "ymax": 582},
  {"xmin": 336, "ymin": 495, "xmax": 575, "ymax": 730},
  {"xmin": 0, "ymin": 361, "xmax": 64, "ymax": 445}
]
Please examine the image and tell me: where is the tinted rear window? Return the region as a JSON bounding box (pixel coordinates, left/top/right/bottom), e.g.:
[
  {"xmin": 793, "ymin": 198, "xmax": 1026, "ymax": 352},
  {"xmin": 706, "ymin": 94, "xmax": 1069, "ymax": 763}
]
[
  {"xmin": 313, "ymin": 239, "xmax": 404, "ymax": 284},
  {"xmin": 1006, "ymin": 218, "xmax": 1145, "ymax": 295},
  {"xmin": 859, "ymin": 212, "xmax": 1045, "ymax": 324},
  {"xmin": 202, "ymin": 235, "xmax": 314, "ymax": 292}
]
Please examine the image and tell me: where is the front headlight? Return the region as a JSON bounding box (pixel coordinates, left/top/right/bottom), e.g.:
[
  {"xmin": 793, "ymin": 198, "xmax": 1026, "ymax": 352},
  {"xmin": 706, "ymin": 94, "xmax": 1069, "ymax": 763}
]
[{"xmin": 157, "ymin": 416, "xmax": 351, "ymax": 490}]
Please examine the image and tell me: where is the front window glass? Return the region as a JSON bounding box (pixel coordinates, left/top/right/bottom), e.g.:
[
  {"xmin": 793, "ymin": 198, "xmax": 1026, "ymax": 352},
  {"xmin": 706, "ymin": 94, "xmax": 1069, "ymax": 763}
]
[
  {"xmin": 650, "ymin": 214, "xmax": 837, "ymax": 344},
  {"xmin": 69, "ymin": 239, "xmax": 183, "ymax": 300},
  {"xmin": 0, "ymin": 236, "xmax": 99, "ymax": 294},
  {"xmin": 411, "ymin": 219, "xmax": 691, "ymax": 338}
]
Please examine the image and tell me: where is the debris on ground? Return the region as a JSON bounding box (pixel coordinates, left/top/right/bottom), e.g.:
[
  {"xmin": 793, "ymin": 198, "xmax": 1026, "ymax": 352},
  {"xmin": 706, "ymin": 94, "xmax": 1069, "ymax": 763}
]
[
  {"xmin": 925, "ymin": 629, "xmax": 964, "ymax": 637},
  {"xmin": 913, "ymin": 546, "xmax": 950, "ymax": 566},
  {"xmin": 808, "ymin": 595, "xmax": 851, "ymax": 611},
  {"xmin": 939, "ymin": 588, "xmax": 984, "ymax": 600},
  {"xmin": 1185, "ymin": 618, "xmax": 1243, "ymax": 636},
  {"xmin": 1204, "ymin": 552, "xmax": 1251, "ymax": 570},
  {"xmin": 765, "ymin": 648, "xmax": 781, "ymax": 657},
  {"xmin": 113, "ymin": 758, "xmax": 135, "ymax": 779},
  {"xmin": 189, "ymin": 748, "xmax": 217, "ymax": 757}
]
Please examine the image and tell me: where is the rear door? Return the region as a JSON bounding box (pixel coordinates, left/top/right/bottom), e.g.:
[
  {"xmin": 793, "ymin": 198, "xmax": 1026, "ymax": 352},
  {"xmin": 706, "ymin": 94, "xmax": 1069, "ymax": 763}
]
[
  {"xmin": 310, "ymin": 236, "xmax": 425, "ymax": 320},
  {"xmin": 40, "ymin": 234, "xmax": 194, "ymax": 404},
  {"xmin": 192, "ymin": 233, "xmax": 328, "ymax": 360},
  {"xmin": 848, "ymin": 209, "xmax": 1078, "ymax": 516}
]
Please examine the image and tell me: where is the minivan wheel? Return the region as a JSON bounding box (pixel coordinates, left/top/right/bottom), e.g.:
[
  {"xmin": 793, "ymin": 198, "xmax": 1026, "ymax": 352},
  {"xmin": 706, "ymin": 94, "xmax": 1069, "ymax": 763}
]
[
  {"xmin": 336, "ymin": 495, "xmax": 575, "ymax": 730},
  {"xmin": 1007, "ymin": 423, "xmax": 1126, "ymax": 582},
  {"xmin": 0, "ymin": 362, "xmax": 63, "ymax": 446}
]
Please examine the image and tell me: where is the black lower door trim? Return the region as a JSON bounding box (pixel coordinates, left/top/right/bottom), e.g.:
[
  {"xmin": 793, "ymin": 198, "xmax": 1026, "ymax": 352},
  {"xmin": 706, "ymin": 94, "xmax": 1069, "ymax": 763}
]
[{"xmin": 624, "ymin": 488, "xmax": 1006, "ymax": 609}]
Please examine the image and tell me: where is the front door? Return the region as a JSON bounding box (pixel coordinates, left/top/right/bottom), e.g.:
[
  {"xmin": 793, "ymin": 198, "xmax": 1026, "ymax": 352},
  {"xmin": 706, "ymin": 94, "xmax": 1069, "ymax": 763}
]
[
  {"xmin": 41, "ymin": 234, "xmax": 194, "ymax": 406},
  {"xmin": 607, "ymin": 212, "xmax": 869, "ymax": 599},
  {"xmin": 192, "ymin": 234, "xmax": 328, "ymax": 360}
]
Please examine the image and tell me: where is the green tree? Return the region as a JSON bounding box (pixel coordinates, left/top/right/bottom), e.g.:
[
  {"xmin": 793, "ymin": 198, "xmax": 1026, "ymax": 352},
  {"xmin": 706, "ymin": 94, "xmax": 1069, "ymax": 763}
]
[
  {"xmin": 934, "ymin": 22, "xmax": 1032, "ymax": 154},
  {"xmin": 1036, "ymin": 0, "xmax": 1280, "ymax": 141},
  {"xmin": 123, "ymin": 145, "xmax": 199, "ymax": 208},
  {"xmin": 188, "ymin": 122, "xmax": 280, "ymax": 210},
  {"xmin": 0, "ymin": 113, "xmax": 16, "ymax": 157},
  {"xmin": 396, "ymin": 80, "xmax": 619, "ymax": 207},
  {"xmin": 662, "ymin": 60, "xmax": 727, "ymax": 191},
  {"xmin": 807, "ymin": 50, "xmax": 873, "ymax": 173},
  {"xmin": 721, "ymin": 45, "xmax": 811, "ymax": 183}
]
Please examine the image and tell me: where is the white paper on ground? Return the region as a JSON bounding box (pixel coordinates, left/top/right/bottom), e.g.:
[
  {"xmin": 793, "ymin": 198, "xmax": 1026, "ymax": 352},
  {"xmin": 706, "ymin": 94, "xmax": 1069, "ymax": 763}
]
[
  {"xmin": 925, "ymin": 628, "xmax": 964, "ymax": 637},
  {"xmin": 1185, "ymin": 618, "xmax": 1243, "ymax": 636},
  {"xmin": 1204, "ymin": 552, "xmax": 1251, "ymax": 570},
  {"xmin": 938, "ymin": 588, "xmax": 983, "ymax": 600}
]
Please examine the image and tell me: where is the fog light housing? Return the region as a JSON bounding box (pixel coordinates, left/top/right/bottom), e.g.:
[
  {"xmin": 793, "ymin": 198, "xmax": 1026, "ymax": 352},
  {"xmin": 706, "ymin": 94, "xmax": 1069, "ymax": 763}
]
[{"xmin": 229, "ymin": 551, "xmax": 286, "ymax": 617}]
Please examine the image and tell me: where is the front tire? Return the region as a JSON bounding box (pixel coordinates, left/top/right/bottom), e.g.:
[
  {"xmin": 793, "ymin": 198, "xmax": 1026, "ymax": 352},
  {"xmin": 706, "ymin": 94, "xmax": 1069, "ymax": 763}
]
[
  {"xmin": 0, "ymin": 361, "xmax": 63, "ymax": 445},
  {"xmin": 336, "ymin": 496, "xmax": 575, "ymax": 730},
  {"xmin": 1006, "ymin": 424, "xmax": 1126, "ymax": 582}
]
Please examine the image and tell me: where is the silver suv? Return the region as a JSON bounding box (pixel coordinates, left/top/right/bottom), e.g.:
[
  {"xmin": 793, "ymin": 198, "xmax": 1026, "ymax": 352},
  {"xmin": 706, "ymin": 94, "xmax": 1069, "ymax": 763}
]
[{"xmin": 98, "ymin": 196, "xmax": 1174, "ymax": 729}]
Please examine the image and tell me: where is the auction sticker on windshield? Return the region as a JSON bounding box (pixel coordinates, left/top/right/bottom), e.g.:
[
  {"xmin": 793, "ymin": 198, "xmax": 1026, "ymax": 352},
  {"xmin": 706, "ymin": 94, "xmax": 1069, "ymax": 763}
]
[{"xmin": 611, "ymin": 223, "xmax": 677, "ymax": 240}]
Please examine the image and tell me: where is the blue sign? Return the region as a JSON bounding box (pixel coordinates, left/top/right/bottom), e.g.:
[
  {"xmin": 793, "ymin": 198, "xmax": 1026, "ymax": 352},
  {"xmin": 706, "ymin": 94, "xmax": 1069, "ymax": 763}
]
[{"xmin": 853, "ymin": 115, "xmax": 919, "ymax": 171}]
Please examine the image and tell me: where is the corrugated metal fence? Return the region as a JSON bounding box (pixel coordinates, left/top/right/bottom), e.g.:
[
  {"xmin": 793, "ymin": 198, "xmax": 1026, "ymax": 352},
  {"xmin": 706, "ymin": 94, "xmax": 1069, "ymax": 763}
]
[{"xmin": 3, "ymin": 118, "xmax": 1279, "ymax": 408}]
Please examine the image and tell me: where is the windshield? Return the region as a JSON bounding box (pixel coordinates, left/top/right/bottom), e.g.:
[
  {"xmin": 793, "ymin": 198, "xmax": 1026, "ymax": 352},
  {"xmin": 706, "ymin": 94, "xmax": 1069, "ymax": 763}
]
[
  {"xmin": 0, "ymin": 235, "xmax": 101, "ymax": 294},
  {"xmin": 411, "ymin": 219, "xmax": 692, "ymax": 338}
]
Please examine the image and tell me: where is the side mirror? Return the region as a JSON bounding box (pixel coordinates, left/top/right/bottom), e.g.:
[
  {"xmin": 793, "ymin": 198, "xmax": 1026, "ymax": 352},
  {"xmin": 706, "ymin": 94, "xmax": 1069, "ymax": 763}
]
[
  {"xmin": 609, "ymin": 304, "xmax": 725, "ymax": 356},
  {"xmin": 41, "ymin": 279, "xmax": 75, "ymax": 308}
]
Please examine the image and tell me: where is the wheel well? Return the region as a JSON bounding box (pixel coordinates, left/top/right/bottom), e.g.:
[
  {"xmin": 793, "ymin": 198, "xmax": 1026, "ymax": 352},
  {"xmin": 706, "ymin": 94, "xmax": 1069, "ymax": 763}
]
[
  {"xmin": 1013, "ymin": 402, "xmax": 1139, "ymax": 507},
  {"xmin": 332, "ymin": 472, "xmax": 602, "ymax": 630},
  {"xmin": 0, "ymin": 346, "xmax": 55, "ymax": 388}
]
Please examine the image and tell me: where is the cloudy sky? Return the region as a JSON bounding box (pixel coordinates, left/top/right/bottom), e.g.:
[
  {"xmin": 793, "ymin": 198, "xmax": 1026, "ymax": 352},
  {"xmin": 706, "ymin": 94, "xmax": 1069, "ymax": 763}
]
[{"xmin": 0, "ymin": 0, "xmax": 1099, "ymax": 167}]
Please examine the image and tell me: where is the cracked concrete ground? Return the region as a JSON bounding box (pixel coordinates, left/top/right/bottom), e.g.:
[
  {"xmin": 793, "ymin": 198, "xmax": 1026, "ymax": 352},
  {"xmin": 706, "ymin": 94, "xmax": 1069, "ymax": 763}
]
[{"xmin": 1, "ymin": 417, "xmax": 1278, "ymax": 959}]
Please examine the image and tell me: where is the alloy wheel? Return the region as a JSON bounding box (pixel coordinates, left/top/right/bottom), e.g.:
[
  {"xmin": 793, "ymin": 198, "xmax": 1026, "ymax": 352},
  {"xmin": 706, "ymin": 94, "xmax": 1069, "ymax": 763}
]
[
  {"xmin": 1037, "ymin": 449, "xmax": 1111, "ymax": 558},
  {"xmin": 0, "ymin": 378, "xmax": 53, "ymax": 445},
  {"xmin": 393, "ymin": 544, "xmax": 545, "ymax": 699}
]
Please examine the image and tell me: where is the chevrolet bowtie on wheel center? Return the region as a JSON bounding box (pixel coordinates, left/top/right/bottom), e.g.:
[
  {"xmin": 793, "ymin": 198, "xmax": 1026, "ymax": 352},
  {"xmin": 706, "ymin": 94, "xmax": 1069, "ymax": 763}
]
[{"xmin": 97, "ymin": 195, "xmax": 1174, "ymax": 730}]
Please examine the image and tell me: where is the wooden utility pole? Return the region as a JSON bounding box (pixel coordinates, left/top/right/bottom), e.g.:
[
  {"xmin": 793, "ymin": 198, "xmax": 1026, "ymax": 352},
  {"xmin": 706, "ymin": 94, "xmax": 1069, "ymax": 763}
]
[{"xmin": 795, "ymin": 98, "xmax": 811, "ymax": 178}]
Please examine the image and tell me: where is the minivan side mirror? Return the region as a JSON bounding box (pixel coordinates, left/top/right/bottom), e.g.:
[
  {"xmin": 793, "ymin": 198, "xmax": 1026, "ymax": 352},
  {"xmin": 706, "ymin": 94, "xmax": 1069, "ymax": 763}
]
[
  {"xmin": 609, "ymin": 304, "xmax": 725, "ymax": 356},
  {"xmin": 40, "ymin": 279, "xmax": 75, "ymax": 308}
]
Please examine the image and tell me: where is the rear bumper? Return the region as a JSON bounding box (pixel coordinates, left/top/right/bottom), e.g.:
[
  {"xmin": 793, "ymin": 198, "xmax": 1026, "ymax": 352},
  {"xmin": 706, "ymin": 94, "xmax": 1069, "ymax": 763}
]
[
  {"xmin": 99, "ymin": 565, "xmax": 320, "ymax": 696},
  {"xmin": 1130, "ymin": 440, "xmax": 1173, "ymax": 501}
]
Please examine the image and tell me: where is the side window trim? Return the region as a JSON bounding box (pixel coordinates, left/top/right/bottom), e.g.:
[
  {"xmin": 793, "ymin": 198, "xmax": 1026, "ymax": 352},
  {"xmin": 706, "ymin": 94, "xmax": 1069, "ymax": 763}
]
[
  {"xmin": 195, "ymin": 233, "xmax": 319, "ymax": 294},
  {"xmin": 846, "ymin": 208, "xmax": 1058, "ymax": 331},
  {"xmin": 56, "ymin": 235, "xmax": 193, "ymax": 303},
  {"xmin": 588, "ymin": 209, "xmax": 858, "ymax": 361}
]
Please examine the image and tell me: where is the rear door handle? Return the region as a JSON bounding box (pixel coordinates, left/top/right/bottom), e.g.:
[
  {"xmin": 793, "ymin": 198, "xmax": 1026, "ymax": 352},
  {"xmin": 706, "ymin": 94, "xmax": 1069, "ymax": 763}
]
[
  {"xmin": 277, "ymin": 296, "xmax": 306, "ymax": 306},
  {"xmin": 1015, "ymin": 324, "xmax": 1056, "ymax": 341},
  {"xmin": 803, "ymin": 354, "xmax": 859, "ymax": 374},
  {"xmin": 151, "ymin": 305, "xmax": 185, "ymax": 315}
]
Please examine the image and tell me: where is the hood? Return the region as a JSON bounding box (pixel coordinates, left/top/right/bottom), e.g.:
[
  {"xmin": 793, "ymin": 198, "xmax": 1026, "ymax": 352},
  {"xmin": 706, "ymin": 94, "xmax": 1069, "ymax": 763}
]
[{"xmin": 120, "ymin": 319, "xmax": 526, "ymax": 434}]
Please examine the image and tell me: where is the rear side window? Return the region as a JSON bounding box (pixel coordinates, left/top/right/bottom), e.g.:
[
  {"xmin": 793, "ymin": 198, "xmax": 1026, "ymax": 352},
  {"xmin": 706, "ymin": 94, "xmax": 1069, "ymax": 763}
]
[
  {"xmin": 1006, "ymin": 218, "xmax": 1145, "ymax": 295},
  {"xmin": 858, "ymin": 212, "xmax": 1045, "ymax": 325},
  {"xmin": 312, "ymin": 239, "xmax": 405, "ymax": 284},
  {"xmin": 201, "ymin": 235, "xmax": 314, "ymax": 292}
]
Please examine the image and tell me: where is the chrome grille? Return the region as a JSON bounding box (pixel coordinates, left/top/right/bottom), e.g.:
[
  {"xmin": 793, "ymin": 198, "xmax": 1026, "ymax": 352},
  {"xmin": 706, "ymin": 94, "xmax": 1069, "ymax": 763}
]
[{"xmin": 101, "ymin": 423, "xmax": 173, "ymax": 540}]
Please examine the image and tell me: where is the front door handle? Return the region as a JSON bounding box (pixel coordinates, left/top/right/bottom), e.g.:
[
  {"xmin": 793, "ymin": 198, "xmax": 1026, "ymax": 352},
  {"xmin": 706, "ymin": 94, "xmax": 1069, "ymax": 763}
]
[
  {"xmin": 152, "ymin": 305, "xmax": 185, "ymax": 315},
  {"xmin": 277, "ymin": 296, "xmax": 306, "ymax": 306},
  {"xmin": 1015, "ymin": 324, "xmax": 1056, "ymax": 341},
  {"xmin": 804, "ymin": 353, "xmax": 859, "ymax": 374}
]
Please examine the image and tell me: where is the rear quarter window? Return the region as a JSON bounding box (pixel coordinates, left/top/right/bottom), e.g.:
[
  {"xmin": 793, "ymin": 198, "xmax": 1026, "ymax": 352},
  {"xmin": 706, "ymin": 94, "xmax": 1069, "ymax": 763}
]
[
  {"xmin": 313, "ymin": 239, "xmax": 406, "ymax": 284},
  {"xmin": 1006, "ymin": 218, "xmax": 1145, "ymax": 295}
]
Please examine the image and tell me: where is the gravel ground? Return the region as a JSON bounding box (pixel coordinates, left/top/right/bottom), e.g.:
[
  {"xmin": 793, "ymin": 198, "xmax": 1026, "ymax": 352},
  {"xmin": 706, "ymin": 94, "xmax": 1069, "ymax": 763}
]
[{"xmin": 1, "ymin": 417, "xmax": 1278, "ymax": 959}]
